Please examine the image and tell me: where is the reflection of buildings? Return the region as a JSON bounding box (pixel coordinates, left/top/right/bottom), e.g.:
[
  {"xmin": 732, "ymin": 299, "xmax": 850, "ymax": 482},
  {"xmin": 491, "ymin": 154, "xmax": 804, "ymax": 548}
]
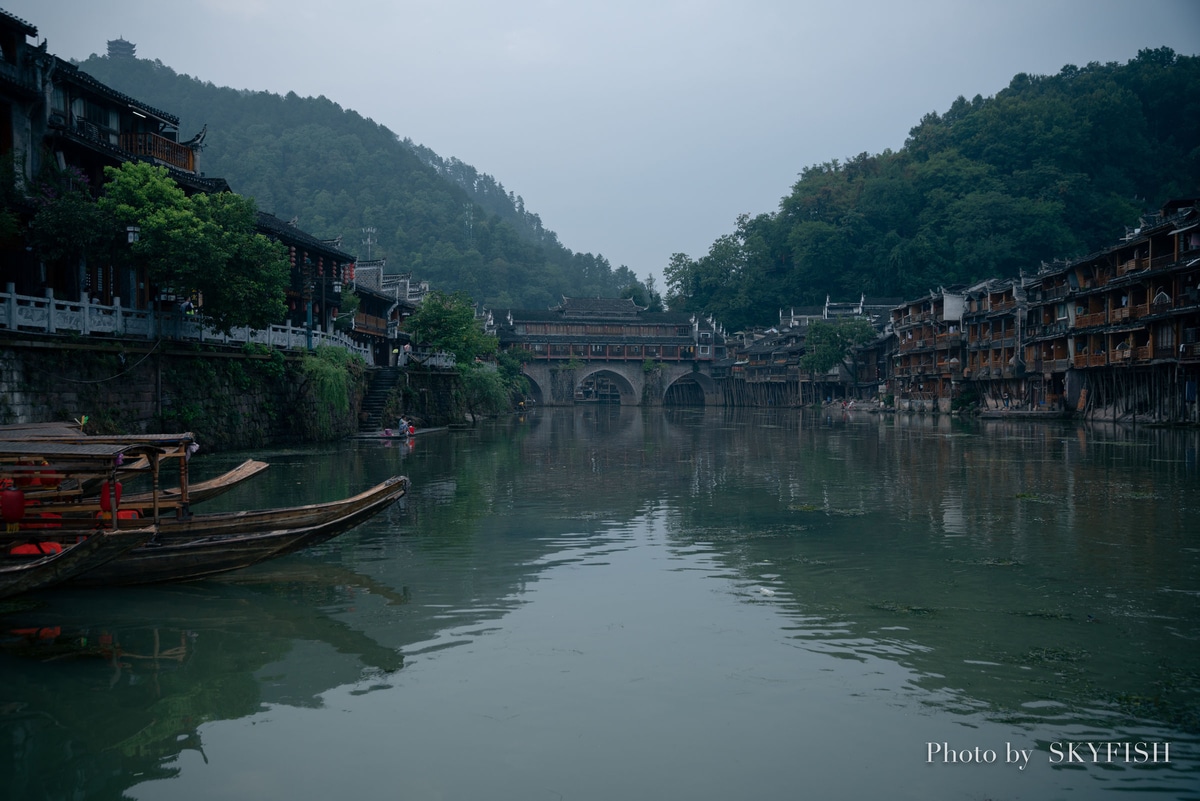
[{"xmin": 0, "ymin": 579, "xmax": 403, "ymax": 800}]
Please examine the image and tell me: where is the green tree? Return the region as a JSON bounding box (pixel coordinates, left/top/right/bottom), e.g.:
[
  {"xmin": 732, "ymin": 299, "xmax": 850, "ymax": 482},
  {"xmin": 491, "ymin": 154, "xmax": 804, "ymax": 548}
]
[
  {"xmin": 800, "ymin": 318, "xmax": 877, "ymax": 375},
  {"xmin": 27, "ymin": 163, "xmax": 116, "ymax": 277},
  {"xmin": 97, "ymin": 162, "xmax": 289, "ymax": 333},
  {"xmin": 620, "ymin": 275, "xmax": 664, "ymax": 311},
  {"xmin": 403, "ymin": 289, "xmax": 497, "ymax": 364},
  {"xmin": 77, "ymin": 54, "xmax": 642, "ymax": 310},
  {"xmin": 190, "ymin": 191, "xmax": 289, "ymax": 332}
]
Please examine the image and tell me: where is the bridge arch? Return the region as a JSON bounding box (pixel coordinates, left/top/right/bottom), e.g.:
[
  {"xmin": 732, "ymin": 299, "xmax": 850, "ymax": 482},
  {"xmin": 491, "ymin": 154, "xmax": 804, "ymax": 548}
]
[
  {"xmin": 523, "ymin": 375, "xmax": 547, "ymax": 406},
  {"xmin": 663, "ymin": 371, "xmax": 713, "ymax": 405},
  {"xmin": 519, "ymin": 361, "xmax": 724, "ymax": 406},
  {"xmin": 575, "ymin": 366, "xmax": 639, "ymax": 404}
]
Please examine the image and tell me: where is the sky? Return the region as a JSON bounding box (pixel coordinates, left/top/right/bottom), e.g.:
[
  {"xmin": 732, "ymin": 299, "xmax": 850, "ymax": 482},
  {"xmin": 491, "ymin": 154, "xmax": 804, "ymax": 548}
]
[{"xmin": 8, "ymin": 0, "xmax": 1200, "ymax": 290}]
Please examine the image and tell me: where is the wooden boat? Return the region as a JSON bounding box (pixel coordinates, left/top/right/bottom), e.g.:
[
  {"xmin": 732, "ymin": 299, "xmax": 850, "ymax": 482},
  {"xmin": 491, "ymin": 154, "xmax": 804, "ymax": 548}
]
[
  {"xmin": 0, "ymin": 526, "xmax": 155, "ymax": 599},
  {"xmin": 2, "ymin": 432, "xmax": 410, "ymax": 588},
  {"xmin": 354, "ymin": 426, "xmax": 448, "ymax": 440},
  {"xmin": 152, "ymin": 475, "xmax": 408, "ymax": 538},
  {"xmin": 69, "ymin": 476, "xmax": 409, "ymax": 586},
  {"xmin": 119, "ymin": 459, "xmax": 269, "ymax": 512},
  {"xmin": 0, "ymin": 438, "xmax": 168, "ymax": 598},
  {"xmin": 28, "ymin": 473, "xmax": 402, "ymax": 540}
]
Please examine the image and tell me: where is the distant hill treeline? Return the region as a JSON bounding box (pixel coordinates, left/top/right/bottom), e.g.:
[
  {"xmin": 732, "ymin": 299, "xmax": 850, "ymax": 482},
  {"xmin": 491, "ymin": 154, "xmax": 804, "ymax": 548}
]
[
  {"xmin": 664, "ymin": 47, "xmax": 1200, "ymax": 330},
  {"xmin": 77, "ymin": 55, "xmax": 642, "ymax": 310}
]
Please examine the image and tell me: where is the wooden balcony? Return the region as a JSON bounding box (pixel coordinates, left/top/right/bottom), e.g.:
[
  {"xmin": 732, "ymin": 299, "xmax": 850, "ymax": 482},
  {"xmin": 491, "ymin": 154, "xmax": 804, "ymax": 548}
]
[
  {"xmin": 1116, "ymin": 258, "xmax": 1143, "ymax": 276},
  {"xmin": 354, "ymin": 313, "xmax": 388, "ymax": 337},
  {"xmin": 120, "ymin": 132, "xmax": 196, "ymax": 172},
  {"xmin": 1075, "ymin": 311, "xmax": 1107, "ymax": 328},
  {"xmin": 1073, "ymin": 353, "xmax": 1109, "ymax": 368}
]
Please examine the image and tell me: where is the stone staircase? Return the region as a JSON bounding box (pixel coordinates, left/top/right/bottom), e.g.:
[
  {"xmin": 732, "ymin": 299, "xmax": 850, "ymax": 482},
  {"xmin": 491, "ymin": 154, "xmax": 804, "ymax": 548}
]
[{"xmin": 358, "ymin": 366, "xmax": 404, "ymax": 432}]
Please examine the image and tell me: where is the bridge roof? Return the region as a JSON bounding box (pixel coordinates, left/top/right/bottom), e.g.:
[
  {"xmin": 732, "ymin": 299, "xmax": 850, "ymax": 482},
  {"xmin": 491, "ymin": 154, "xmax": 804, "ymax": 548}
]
[
  {"xmin": 499, "ymin": 307, "xmax": 701, "ymax": 326},
  {"xmin": 555, "ymin": 297, "xmax": 643, "ymax": 317}
]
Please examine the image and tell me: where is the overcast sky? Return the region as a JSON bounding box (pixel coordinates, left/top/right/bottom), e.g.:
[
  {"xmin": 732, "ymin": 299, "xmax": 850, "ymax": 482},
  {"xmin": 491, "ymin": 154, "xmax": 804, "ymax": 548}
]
[{"xmin": 10, "ymin": 1, "xmax": 1200, "ymax": 288}]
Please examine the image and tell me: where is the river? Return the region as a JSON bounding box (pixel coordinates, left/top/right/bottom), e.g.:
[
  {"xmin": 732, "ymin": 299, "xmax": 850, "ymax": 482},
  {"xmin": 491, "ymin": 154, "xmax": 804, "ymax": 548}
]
[{"xmin": 1, "ymin": 408, "xmax": 1197, "ymax": 800}]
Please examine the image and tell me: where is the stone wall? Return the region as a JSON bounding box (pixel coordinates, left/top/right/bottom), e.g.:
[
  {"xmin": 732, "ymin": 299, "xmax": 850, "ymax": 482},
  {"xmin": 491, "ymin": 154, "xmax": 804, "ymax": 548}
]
[
  {"xmin": 385, "ymin": 368, "xmax": 464, "ymax": 427},
  {"xmin": 0, "ymin": 339, "xmax": 368, "ymax": 451}
]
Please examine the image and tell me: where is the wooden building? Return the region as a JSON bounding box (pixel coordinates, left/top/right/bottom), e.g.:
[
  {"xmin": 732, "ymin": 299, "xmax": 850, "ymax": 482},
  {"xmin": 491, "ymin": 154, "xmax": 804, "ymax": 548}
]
[
  {"xmin": 890, "ymin": 290, "xmax": 966, "ymax": 412},
  {"xmin": 961, "ymin": 279, "xmax": 1024, "ymax": 407},
  {"xmin": 1032, "ymin": 199, "xmax": 1200, "ymax": 418},
  {"xmin": 496, "ymin": 297, "xmax": 727, "ymax": 364},
  {"xmin": 879, "ymin": 199, "xmax": 1200, "ymax": 420},
  {"xmin": 1, "ymin": 10, "xmax": 356, "ymax": 349},
  {"xmin": 1, "ymin": 10, "xmax": 224, "ymax": 306},
  {"xmin": 348, "ymin": 261, "xmax": 425, "ymax": 365},
  {"xmin": 255, "ymin": 213, "xmax": 353, "ymax": 343}
]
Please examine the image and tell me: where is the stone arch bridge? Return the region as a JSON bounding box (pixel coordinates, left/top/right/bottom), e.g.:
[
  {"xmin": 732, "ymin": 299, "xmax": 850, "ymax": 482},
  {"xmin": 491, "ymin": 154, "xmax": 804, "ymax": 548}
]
[
  {"xmin": 521, "ymin": 360, "xmax": 722, "ymax": 406},
  {"xmin": 494, "ymin": 296, "xmax": 730, "ymax": 406}
]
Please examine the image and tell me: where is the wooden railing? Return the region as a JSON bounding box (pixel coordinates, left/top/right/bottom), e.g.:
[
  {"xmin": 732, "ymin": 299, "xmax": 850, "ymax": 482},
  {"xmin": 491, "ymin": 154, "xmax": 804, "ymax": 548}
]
[
  {"xmin": 355, "ymin": 313, "xmax": 388, "ymax": 337},
  {"xmin": 120, "ymin": 133, "xmax": 196, "ymax": 172},
  {"xmin": 2, "ymin": 285, "xmax": 369, "ymax": 359}
]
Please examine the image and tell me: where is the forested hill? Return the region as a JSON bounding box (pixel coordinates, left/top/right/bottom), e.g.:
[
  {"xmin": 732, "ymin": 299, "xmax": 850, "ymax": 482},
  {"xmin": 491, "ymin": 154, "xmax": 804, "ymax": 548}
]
[
  {"xmin": 665, "ymin": 47, "xmax": 1200, "ymax": 331},
  {"xmin": 76, "ymin": 55, "xmax": 642, "ymax": 310}
]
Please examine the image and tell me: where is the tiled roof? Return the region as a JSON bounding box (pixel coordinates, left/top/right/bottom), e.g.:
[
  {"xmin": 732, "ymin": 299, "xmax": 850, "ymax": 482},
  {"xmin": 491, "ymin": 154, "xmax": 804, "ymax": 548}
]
[
  {"xmin": 556, "ymin": 296, "xmax": 642, "ymax": 317},
  {"xmin": 256, "ymin": 212, "xmax": 354, "ymax": 262},
  {"xmin": 0, "ymin": 9, "xmax": 37, "ymax": 35},
  {"xmin": 499, "ymin": 306, "xmax": 701, "ymax": 327},
  {"xmin": 54, "ymin": 57, "xmax": 179, "ymax": 127}
]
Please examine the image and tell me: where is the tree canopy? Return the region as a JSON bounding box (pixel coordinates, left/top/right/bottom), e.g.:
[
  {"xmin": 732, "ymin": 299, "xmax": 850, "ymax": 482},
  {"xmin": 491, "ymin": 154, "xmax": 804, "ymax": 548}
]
[
  {"xmin": 665, "ymin": 48, "xmax": 1200, "ymax": 330},
  {"xmin": 402, "ymin": 289, "xmax": 497, "ymax": 365},
  {"xmin": 799, "ymin": 318, "xmax": 877, "ymax": 375},
  {"xmin": 97, "ymin": 162, "xmax": 289, "ymax": 333},
  {"xmin": 77, "ymin": 55, "xmax": 656, "ymax": 310}
]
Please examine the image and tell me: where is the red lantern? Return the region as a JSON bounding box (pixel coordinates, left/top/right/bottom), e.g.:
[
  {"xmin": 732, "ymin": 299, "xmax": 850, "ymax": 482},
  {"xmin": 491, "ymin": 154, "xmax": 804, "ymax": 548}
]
[
  {"xmin": 2, "ymin": 488, "xmax": 25, "ymax": 532},
  {"xmin": 40, "ymin": 468, "xmax": 61, "ymax": 489},
  {"xmin": 13, "ymin": 460, "xmax": 34, "ymax": 487},
  {"xmin": 99, "ymin": 481, "xmax": 123, "ymax": 513}
]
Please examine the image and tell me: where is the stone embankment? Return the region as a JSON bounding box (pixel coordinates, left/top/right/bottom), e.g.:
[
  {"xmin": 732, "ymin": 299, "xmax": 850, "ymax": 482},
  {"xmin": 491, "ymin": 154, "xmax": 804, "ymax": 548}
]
[
  {"xmin": 1, "ymin": 336, "xmax": 468, "ymax": 451},
  {"xmin": 0, "ymin": 338, "xmax": 360, "ymax": 451}
]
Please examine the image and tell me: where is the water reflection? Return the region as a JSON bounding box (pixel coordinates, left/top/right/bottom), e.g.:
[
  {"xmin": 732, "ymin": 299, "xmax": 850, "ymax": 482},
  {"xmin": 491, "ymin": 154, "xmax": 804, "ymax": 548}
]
[
  {"xmin": 0, "ymin": 571, "xmax": 406, "ymax": 801},
  {"xmin": 1, "ymin": 408, "xmax": 1196, "ymax": 799}
]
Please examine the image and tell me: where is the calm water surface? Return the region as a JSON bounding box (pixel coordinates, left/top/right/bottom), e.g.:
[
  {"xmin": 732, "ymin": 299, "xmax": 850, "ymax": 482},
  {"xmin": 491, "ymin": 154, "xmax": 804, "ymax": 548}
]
[{"xmin": 1, "ymin": 408, "xmax": 1197, "ymax": 800}]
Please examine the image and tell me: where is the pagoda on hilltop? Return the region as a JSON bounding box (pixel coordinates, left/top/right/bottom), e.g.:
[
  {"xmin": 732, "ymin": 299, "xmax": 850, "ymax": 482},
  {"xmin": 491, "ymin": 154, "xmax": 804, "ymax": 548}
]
[{"xmin": 107, "ymin": 37, "xmax": 135, "ymax": 58}]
